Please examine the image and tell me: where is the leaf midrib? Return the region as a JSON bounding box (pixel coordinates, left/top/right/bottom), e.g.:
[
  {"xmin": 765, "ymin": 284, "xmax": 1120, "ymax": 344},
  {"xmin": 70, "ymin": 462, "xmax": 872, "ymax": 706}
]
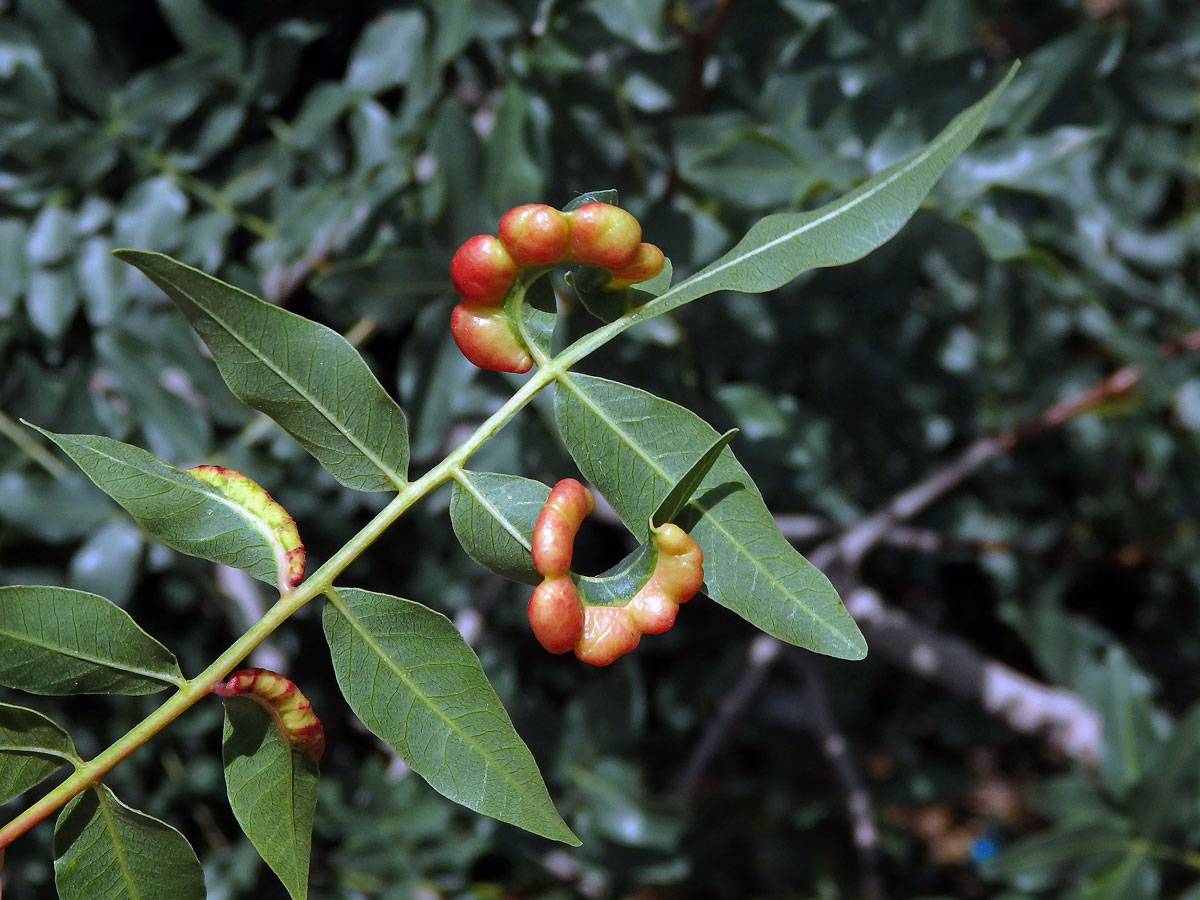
[
  {"xmin": 326, "ymin": 590, "xmax": 567, "ymax": 837},
  {"xmin": 455, "ymin": 472, "xmax": 533, "ymax": 552},
  {"xmin": 227, "ymin": 710, "xmax": 306, "ymax": 890},
  {"xmin": 97, "ymin": 788, "xmax": 144, "ymax": 900},
  {"xmin": 641, "ymin": 75, "xmax": 1000, "ymax": 318},
  {"xmin": 152, "ymin": 264, "xmax": 405, "ymax": 490},
  {"xmin": 557, "ymin": 373, "xmax": 860, "ymax": 655},
  {"xmin": 0, "ymin": 622, "xmax": 180, "ymax": 687}
]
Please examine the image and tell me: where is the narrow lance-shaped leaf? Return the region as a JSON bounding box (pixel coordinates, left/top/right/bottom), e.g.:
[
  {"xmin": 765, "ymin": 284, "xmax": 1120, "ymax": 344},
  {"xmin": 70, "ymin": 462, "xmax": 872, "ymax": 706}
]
[
  {"xmin": 653, "ymin": 428, "xmax": 738, "ymax": 526},
  {"xmin": 555, "ymin": 374, "xmax": 866, "ymax": 660},
  {"xmin": 114, "ymin": 250, "xmax": 410, "ymax": 492},
  {"xmin": 322, "ymin": 587, "xmax": 579, "ymax": 844},
  {"xmin": 0, "ymin": 702, "xmax": 80, "ymax": 806},
  {"xmin": 611, "ymin": 64, "xmax": 1018, "ymax": 325},
  {"xmin": 450, "ymin": 471, "xmax": 551, "ymax": 585},
  {"xmin": 1099, "ymin": 644, "xmax": 1158, "ymax": 800},
  {"xmin": 33, "ymin": 427, "xmax": 305, "ymax": 592},
  {"xmin": 220, "ymin": 694, "xmax": 319, "ymax": 900},
  {"xmin": 0, "ymin": 585, "xmax": 183, "ymax": 695},
  {"xmin": 54, "ymin": 785, "xmax": 206, "ymax": 900}
]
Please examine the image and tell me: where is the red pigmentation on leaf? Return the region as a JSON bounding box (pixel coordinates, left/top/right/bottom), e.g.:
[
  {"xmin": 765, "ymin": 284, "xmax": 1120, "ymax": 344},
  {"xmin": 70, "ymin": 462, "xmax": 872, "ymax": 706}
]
[
  {"xmin": 212, "ymin": 668, "xmax": 325, "ymax": 761},
  {"xmin": 574, "ymin": 606, "xmax": 641, "ymax": 666},
  {"xmin": 565, "ymin": 203, "xmax": 642, "ymax": 269},
  {"xmin": 531, "ymin": 479, "xmax": 595, "ymax": 578},
  {"xmin": 528, "ymin": 577, "xmax": 585, "ymax": 654},
  {"xmin": 604, "ymin": 242, "xmax": 666, "ymax": 291}
]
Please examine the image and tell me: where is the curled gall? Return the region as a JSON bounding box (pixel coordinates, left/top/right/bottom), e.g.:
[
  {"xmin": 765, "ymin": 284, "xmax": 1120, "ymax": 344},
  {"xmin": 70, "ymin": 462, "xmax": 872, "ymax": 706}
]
[
  {"xmin": 527, "ymin": 478, "xmax": 704, "ymax": 666},
  {"xmin": 212, "ymin": 668, "xmax": 325, "ymax": 761},
  {"xmin": 448, "ymin": 201, "xmax": 664, "ymax": 372}
]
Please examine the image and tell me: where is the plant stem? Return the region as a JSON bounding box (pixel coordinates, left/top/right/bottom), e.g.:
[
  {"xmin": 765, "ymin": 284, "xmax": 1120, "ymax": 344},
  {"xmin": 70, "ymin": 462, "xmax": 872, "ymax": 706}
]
[
  {"xmin": 121, "ymin": 138, "xmax": 277, "ymax": 241},
  {"xmin": 0, "ymin": 361, "xmax": 560, "ymax": 849},
  {"xmin": 0, "ymin": 410, "xmax": 67, "ymax": 480}
]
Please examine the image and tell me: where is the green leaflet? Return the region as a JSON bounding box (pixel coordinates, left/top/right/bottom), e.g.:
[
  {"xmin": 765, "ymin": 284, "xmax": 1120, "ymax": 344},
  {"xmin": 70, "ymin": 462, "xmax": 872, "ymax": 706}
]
[
  {"xmin": 0, "ymin": 702, "xmax": 79, "ymax": 806},
  {"xmin": 602, "ymin": 64, "xmax": 1019, "ymax": 326},
  {"xmin": 1133, "ymin": 705, "xmax": 1200, "ymax": 841},
  {"xmin": 187, "ymin": 464, "xmax": 306, "ymax": 591},
  {"xmin": 222, "ymin": 696, "xmax": 319, "ymax": 900},
  {"xmin": 983, "ymin": 823, "xmax": 1128, "ymax": 884},
  {"xmin": 322, "ymin": 587, "xmax": 578, "ymax": 845},
  {"xmin": 653, "ymin": 428, "xmax": 738, "ymax": 526},
  {"xmin": 451, "ymin": 430, "xmax": 734, "ymax": 603},
  {"xmin": 449, "ymin": 471, "xmax": 550, "ymax": 585},
  {"xmin": 114, "ymin": 250, "xmax": 410, "ymax": 492},
  {"xmin": 34, "ymin": 427, "xmax": 301, "ymax": 591},
  {"xmin": 1099, "ymin": 645, "xmax": 1159, "ymax": 800},
  {"xmin": 554, "ymin": 374, "xmax": 866, "ymax": 660},
  {"xmin": 0, "ymin": 585, "xmax": 183, "ymax": 695},
  {"xmin": 54, "ymin": 785, "xmax": 206, "ymax": 900}
]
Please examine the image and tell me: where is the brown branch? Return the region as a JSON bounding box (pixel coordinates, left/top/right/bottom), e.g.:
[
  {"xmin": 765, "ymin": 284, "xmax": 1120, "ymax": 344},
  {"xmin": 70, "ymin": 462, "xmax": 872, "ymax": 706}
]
[
  {"xmin": 672, "ymin": 329, "xmax": 1200, "ymax": 796},
  {"xmin": 812, "ymin": 326, "xmax": 1200, "ymax": 570},
  {"xmin": 679, "ymin": 0, "xmax": 737, "ymax": 114},
  {"xmin": 790, "ymin": 654, "xmax": 887, "ymax": 900},
  {"xmin": 669, "ymin": 633, "xmax": 782, "ymax": 801},
  {"xmin": 842, "ymin": 585, "xmax": 1101, "ymax": 764}
]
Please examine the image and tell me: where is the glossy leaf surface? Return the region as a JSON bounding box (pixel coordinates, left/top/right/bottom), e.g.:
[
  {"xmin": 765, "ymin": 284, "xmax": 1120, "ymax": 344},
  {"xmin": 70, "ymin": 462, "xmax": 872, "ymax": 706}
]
[
  {"xmin": 222, "ymin": 696, "xmax": 318, "ymax": 900},
  {"xmin": 115, "ymin": 250, "xmax": 410, "ymax": 492},
  {"xmin": 555, "ymin": 375, "xmax": 865, "ymax": 659},
  {"xmin": 0, "ymin": 585, "xmax": 182, "ymax": 695},
  {"xmin": 322, "ymin": 587, "xmax": 578, "ymax": 844}
]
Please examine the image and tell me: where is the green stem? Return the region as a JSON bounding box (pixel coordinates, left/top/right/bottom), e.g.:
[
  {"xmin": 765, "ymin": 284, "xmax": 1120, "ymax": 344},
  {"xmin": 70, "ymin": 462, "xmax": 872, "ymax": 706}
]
[
  {"xmin": 0, "ymin": 410, "xmax": 67, "ymax": 480},
  {"xmin": 0, "ymin": 361, "xmax": 561, "ymax": 849},
  {"xmin": 122, "ymin": 138, "xmax": 277, "ymax": 241},
  {"xmin": 0, "ymin": 259, "xmax": 650, "ymax": 848}
]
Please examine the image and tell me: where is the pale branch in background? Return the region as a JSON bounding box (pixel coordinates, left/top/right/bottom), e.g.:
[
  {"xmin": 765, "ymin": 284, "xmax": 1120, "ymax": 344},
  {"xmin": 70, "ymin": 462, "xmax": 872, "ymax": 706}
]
[
  {"xmin": 790, "ymin": 653, "xmax": 887, "ymax": 900},
  {"xmin": 672, "ymin": 330, "xmax": 1200, "ymax": 799}
]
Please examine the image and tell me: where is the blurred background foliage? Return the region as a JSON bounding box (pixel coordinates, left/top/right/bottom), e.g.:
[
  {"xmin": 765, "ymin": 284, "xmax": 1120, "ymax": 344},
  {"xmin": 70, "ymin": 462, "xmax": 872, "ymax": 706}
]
[{"xmin": 2, "ymin": 0, "xmax": 1199, "ymax": 897}]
